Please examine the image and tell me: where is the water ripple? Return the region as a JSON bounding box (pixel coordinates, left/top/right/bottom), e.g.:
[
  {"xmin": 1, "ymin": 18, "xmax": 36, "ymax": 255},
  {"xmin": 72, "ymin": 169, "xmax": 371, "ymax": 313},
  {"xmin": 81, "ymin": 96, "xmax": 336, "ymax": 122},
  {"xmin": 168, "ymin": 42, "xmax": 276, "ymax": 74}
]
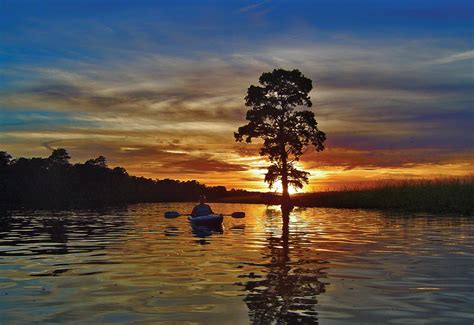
[{"xmin": 0, "ymin": 203, "xmax": 473, "ymax": 323}]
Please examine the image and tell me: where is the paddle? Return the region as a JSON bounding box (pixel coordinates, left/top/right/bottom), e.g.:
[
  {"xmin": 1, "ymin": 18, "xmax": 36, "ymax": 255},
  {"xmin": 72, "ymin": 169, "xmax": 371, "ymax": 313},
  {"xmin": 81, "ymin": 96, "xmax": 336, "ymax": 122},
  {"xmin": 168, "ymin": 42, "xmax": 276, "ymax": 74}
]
[{"xmin": 164, "ymin": 211, "xmax": 245, "ymax": 219}]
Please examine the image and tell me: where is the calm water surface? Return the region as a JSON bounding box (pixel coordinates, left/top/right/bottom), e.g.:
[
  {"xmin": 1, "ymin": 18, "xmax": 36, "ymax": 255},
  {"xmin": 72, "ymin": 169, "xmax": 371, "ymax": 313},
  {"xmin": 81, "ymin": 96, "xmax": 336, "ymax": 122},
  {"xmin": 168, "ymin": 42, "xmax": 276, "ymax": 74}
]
[{"xmin": 1, "ymin": 203, "xmax": 473, "ymax": 324}]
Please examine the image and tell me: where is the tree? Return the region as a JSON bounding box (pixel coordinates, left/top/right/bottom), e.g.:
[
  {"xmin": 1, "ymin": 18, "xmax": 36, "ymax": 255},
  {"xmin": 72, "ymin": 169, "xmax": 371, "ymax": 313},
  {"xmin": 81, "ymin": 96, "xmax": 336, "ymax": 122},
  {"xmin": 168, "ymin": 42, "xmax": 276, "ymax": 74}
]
[
  {"xmin": 85, "ymin": 156, "xmax": 107, "ymax": 168},
  {"xmin": 0, "ymin": 151, "xmax": 12, "ymax": 168},
  {"xmin": 113, "ymin": 166, "xmax": 128, "ymax": 176},
  {"xmin": 48, "ymin": 148, "xmax": 71, "ymax": 165},
  {"xmin": 235, "ymin": 69, "xmax": 326, "ymax": 203}
]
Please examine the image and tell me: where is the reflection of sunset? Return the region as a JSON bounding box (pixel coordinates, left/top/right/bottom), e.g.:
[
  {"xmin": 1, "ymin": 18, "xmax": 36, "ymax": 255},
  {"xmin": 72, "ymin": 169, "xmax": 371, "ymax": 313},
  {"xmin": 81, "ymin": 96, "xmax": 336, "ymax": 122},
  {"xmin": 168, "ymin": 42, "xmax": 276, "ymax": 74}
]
[{"xmin": 2, "ymin": 203, "xmax": 473, "ymax": 323}]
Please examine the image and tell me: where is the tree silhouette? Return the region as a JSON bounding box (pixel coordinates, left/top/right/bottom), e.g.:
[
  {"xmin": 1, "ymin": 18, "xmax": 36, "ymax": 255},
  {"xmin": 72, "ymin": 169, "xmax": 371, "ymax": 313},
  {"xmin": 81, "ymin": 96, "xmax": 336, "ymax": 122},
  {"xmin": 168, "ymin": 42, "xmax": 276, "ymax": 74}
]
[
  {"xmin": 0, "ymin": 151, "xmax": 12, "ymax": 168},
  {"xmin": 85, "ymin": 156, "xmax": 107, "ymax": 168},
  {"xmin": 0, "ymin": 149, "xmax": 258, "ymax": 208},
  {"xmin": 48, "ymin": 148, "xmax": 71, "ymax": 165},
  {"xmin": 235, "ymin": 69, "xmax": 326, "ymax": 203},
  {"xmin": 112, "ymin": 166, "xmax": 128, "ymax": 176},
  {"xmin": 0, "ymin": 151, "xmax": 12, "ymax": 205}
]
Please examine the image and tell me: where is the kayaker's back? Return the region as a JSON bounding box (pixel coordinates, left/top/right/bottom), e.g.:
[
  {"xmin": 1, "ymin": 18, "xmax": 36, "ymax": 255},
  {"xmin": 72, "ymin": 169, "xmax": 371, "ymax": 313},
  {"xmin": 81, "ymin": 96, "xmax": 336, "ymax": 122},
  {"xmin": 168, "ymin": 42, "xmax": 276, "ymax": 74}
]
[{"xmin": 191, "ymin": 203, "xmax": 213, "ymax": 217}]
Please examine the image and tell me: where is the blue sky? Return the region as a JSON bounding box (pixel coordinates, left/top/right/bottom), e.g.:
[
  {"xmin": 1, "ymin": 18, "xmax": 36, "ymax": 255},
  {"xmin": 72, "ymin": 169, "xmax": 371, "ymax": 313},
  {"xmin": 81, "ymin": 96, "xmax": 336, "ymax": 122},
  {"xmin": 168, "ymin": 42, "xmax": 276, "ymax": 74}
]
[
  {"xmin": 1, "ymin": 0, "xmax": 473, "ymax": 189},
  {"xmin": 2, "ymin": 0, "xmax": 473, "ymax": 65}
]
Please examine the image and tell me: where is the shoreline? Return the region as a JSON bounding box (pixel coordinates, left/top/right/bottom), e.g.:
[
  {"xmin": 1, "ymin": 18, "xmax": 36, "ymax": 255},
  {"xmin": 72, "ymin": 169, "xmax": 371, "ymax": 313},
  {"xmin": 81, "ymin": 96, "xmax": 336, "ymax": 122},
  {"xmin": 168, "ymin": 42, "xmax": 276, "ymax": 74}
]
[{"xmin": 2, "ymin": 176, "xmax": 472, "ymax": 215}]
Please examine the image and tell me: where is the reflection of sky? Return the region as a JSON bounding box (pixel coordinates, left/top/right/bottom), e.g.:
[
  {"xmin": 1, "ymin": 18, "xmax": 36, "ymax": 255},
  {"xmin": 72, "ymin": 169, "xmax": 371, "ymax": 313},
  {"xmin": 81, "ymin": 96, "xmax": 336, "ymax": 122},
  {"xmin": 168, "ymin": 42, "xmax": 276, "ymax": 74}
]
[
  {"xmin": 1, "ymin": 203, "xmax": 473, "ymax": 322},
  {"xmin": 1, "ymin": 0, "xmax": 473, "ymax": 190}
]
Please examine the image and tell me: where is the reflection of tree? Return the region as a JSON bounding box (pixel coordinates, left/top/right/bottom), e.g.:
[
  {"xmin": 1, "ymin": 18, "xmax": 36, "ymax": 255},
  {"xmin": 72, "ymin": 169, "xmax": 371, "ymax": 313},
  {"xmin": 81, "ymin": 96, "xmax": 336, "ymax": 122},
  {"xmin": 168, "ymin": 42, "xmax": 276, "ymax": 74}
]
[{"xmin": 240, "ymin": 206, "xmax": 326, "ymax": 324}]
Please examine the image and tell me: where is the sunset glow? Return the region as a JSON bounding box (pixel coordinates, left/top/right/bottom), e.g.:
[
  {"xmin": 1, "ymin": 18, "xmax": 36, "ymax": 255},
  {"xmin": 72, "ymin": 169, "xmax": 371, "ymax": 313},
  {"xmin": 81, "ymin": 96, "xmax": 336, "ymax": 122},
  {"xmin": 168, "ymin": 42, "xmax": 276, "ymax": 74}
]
[
  {"xmin": 1, "ymin": 2, "xmax": 473, "ymax": 323},
  {"xmin": 1, "ymin": 1, "xmax": 473, "ymax": 191}
]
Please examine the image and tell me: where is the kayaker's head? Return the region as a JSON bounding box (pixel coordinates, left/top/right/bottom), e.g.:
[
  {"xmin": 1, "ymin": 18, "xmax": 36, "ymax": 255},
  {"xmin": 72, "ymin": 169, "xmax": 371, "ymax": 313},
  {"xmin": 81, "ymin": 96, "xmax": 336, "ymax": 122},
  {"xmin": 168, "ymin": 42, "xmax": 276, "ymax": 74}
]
[{"xmin": 199, "ymin": 195, "xmax": 207, "ymax": 204}]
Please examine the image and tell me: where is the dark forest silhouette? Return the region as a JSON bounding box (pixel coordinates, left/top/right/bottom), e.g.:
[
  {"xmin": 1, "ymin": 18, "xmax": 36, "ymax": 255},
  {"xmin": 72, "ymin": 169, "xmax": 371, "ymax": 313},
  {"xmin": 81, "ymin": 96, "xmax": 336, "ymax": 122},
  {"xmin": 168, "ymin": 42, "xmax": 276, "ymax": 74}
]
[
  {"xmin": 2, "ymin": 149, "xmax": 471, "ymax": 213},
  {"xmin": 0, "ymin": 149, "xmax": 256, "ymax": 209}
]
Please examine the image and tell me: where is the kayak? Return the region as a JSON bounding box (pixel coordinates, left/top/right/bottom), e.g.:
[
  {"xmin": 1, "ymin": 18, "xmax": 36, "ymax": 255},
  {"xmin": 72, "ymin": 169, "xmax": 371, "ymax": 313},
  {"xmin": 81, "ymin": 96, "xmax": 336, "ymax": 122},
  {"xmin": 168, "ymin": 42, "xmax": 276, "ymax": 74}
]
[{"xmin": 188, "ymin": 214, "xmax": 224, "ymax": 227}]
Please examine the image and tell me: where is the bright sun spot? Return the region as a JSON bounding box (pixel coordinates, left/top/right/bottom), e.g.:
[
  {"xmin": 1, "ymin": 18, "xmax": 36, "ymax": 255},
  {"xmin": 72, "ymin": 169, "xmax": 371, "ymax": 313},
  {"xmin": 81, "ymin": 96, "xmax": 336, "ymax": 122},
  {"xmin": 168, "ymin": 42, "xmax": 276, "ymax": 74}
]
[{"xmin": 273, "ymin": 180, "xmax": 299, "ymax": 195}]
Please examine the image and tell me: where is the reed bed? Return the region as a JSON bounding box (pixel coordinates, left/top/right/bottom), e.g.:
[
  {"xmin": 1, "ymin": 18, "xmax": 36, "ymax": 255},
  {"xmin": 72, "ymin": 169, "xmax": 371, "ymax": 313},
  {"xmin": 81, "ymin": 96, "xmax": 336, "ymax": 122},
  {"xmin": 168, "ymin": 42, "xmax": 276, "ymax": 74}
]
[{"xmin": 293, "ymin": 176, "xmax": 474, "ymax": 214}]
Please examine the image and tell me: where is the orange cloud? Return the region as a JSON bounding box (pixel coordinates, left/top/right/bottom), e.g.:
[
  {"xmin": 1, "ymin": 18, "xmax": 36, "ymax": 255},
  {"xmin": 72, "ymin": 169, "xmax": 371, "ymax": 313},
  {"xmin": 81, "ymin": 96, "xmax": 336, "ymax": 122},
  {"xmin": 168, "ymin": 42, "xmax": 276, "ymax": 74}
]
[{"xmin": 2, "ymin": 41, "xmax": 473, "ymax": 191}]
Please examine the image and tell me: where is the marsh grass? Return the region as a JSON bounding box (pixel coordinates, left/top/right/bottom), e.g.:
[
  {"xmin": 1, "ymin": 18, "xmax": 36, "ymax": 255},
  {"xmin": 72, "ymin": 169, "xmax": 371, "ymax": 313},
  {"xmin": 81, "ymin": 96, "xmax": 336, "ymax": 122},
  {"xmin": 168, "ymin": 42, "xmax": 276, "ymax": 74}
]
[{"xmin": 293, "ymin": 176, "xmax": 474, "ymax": 214}]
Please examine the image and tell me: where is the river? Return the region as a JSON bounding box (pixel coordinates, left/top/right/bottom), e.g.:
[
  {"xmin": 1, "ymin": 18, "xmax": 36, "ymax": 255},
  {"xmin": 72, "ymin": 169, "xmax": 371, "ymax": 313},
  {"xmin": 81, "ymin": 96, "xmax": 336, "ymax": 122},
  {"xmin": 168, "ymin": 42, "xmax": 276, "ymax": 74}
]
[{"xmin": 1, "ymin": 203, "xmax": 473, "ymax": 324}]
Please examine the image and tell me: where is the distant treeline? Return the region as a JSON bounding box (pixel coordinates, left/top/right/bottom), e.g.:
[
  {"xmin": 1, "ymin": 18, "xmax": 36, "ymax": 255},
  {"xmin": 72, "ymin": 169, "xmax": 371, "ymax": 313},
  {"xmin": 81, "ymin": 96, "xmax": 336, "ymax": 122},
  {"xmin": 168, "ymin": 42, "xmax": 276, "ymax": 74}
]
[
  {"xmin": 3, "ymin": 149, "xmax": 470, "ymax": 214},
  {"xmin": 0, "ymin": 149, "xmax": 261, "ymax": 209}
]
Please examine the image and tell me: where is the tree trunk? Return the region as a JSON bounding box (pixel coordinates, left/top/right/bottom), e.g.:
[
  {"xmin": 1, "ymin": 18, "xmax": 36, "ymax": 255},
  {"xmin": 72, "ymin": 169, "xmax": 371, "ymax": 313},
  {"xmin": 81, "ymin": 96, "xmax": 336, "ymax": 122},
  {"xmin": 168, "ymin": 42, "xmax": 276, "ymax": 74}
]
[
  {"xmin": 281, "ymin": 153, "xmax": 290, "ymax": 205},
  {"xmin": 279, "ymin": 118, "xmax": 290, "ymax": 206}
]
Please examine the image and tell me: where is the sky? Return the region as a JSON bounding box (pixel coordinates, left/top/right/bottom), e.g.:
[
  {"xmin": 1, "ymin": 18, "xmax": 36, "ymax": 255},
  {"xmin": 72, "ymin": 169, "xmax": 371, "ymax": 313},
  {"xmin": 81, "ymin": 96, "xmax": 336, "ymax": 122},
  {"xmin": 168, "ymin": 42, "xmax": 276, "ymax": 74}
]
[{"xmin": 1, "ymin": 0, "xmax": 473, "ymax": 191}]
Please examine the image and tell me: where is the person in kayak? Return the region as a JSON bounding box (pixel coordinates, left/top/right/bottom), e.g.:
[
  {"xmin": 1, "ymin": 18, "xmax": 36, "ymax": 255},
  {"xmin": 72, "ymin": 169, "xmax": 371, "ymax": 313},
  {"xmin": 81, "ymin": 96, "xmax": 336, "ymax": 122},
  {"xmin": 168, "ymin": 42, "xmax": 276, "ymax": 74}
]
[{"xmin": 191, "ymin": 195, "xmax": 214, "ymax": 217}]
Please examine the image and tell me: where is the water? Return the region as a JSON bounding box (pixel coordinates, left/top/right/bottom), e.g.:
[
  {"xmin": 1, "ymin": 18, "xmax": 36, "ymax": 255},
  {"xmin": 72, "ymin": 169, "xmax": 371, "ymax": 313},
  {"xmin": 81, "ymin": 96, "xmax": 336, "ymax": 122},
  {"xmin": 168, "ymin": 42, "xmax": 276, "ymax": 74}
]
[{"xmin": 1, "ymin": 203, "xmax": 473, "ymax": 324}]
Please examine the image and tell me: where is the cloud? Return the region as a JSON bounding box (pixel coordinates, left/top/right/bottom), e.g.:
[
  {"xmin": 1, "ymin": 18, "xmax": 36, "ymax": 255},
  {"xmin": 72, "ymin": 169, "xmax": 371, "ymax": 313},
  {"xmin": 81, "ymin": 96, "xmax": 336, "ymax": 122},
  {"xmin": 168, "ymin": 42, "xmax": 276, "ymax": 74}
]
[
  {"xmin": 238, "ymin": 0, "xmax": 274, "ymax": 23},
  {"xmin": 239, "ymin": 1, "xmax": 271, "ymax": 13},
  {"xmin": 302, "ymin": 147, "xmax": 474, "ymax": 170},
  {"xmin": 1, "ymin": 36, "xmax": 473, "ymax": 187},
  {"xmin": 3, "ymin": 42, "xmax": 472, "ymax": 137},
  {"xmin": 385, "ymin": 4, "xmax": 474, "ymax": 20},
  {"xmin": 433, "ymin": 50, "xmax": 474, "ymax": 64},
  {"xmin": 161, "ymin": 157, "xmax": 248, "ymax": 173}
]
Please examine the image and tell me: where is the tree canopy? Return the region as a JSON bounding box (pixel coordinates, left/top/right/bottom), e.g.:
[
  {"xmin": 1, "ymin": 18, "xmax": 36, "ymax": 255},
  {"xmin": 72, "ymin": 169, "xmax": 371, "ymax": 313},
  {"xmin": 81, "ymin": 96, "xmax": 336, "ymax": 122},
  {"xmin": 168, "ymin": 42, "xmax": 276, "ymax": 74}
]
[
  {"xmin": 235, "ymin": 69, "xmax": 326, "ymax": 203},
  {"xmin": 48, "ymin": 148, "xmax": 71, "ymax": 165}
]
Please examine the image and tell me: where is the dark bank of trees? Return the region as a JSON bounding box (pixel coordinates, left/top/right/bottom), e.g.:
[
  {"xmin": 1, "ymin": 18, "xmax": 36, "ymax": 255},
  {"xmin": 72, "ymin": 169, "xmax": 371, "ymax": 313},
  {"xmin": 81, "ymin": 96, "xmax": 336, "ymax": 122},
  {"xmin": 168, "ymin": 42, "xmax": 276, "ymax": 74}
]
[{"xmin": 0, "ymin": 149, "xmax": 253, "ymax": 209}]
